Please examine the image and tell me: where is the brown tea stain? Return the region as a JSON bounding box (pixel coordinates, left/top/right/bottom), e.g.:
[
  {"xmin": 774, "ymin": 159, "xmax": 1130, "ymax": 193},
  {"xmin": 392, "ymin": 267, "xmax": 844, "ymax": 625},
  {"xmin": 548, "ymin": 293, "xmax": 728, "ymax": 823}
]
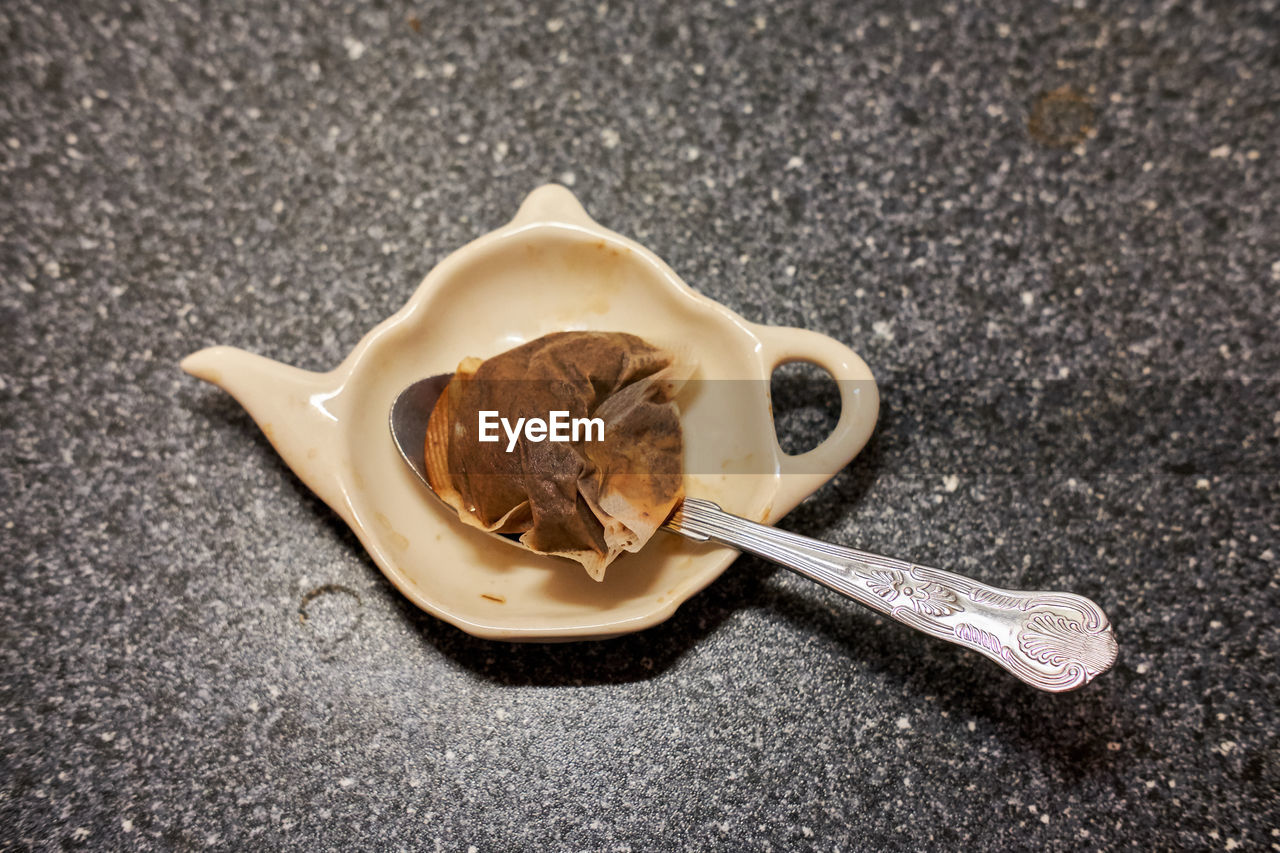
[
  {"xmin": 721, "ymin": 452, "xmax": 757, "ymax": 472},
  {"xmin": 585, "ymin": 274, "xmax": 622, "ymax": 314},
  {"xmin": 480, "ymin": 593, "xmax": 507, "ymax": 604},
  {"xmin": 406, "ymin": 14, "xmax": 421, "ymax": 32},
  {"xmin": 555, "ymin": 277, "xmax": 621, "ymax": 320},
  {"xmin": 375, "ymin": 512, "xmax": 410, "ymax": 550},
  {"xmin": 1028, "ymin": 86, "xmax": 1095, "ymax": 148},
  {"xmin": 583, "ymin": 292, "xmax": 612, "ymax": 315}
]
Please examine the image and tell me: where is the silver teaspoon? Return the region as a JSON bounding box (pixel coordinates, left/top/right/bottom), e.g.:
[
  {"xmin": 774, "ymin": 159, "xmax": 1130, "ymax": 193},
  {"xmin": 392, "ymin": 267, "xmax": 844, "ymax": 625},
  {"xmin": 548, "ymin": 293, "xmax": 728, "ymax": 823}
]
[{"xmin": 390, "ymin": 375, "xmax": 1118, "ymax": 692}]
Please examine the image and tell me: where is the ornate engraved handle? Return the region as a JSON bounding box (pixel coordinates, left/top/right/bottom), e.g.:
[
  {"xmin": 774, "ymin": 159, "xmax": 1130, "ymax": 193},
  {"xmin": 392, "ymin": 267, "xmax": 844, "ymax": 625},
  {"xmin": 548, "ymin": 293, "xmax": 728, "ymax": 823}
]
[{"xmin": 667, "ymin": 499, "xmax": 1118, "ymax": 692}]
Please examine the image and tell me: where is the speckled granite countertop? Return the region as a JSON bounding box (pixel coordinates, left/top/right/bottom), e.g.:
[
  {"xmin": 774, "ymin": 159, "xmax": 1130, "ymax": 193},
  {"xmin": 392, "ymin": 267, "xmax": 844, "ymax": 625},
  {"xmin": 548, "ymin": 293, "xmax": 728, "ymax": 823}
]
[{"xmin": 2, "ymin": 0, "xmax": 1278, "ymax": 850}]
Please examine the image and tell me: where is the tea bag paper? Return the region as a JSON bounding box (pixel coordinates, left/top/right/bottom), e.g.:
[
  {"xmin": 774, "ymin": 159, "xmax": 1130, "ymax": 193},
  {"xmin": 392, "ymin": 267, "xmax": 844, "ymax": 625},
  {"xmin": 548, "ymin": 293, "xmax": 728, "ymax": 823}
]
[{"xmin": 424, "ymin": 332, "xmax": 688, "ymax": 580}]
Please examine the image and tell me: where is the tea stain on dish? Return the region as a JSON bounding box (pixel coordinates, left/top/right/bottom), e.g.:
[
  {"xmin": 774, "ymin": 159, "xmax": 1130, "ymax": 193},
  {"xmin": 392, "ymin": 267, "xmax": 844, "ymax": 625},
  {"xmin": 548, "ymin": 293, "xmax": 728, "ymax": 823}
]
[
  {"xmin": 375, "ymin": 512, "xmax": 410, "ymax": 550},
  {"xmin": 721, "ymin": 452, "xmax": 757, "ymax": 472},
  {"xmin": 553, "ymin": 246, "xmax": 625, "ymax": 320}
]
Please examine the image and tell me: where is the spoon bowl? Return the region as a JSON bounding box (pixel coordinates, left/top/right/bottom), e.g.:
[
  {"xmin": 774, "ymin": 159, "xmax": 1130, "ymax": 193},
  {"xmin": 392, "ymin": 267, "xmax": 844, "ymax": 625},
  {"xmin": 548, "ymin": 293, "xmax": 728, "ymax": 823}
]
[{"xmin": 388, "ymin": 373, "xmax": 452, "ymax": 495}]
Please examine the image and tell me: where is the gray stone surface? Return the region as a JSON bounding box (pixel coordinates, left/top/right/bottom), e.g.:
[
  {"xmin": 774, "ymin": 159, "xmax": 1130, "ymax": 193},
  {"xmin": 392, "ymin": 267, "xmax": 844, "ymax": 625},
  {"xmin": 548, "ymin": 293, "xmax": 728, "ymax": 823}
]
[{"xmin": 3, "ymin": 0, "xmax": 1278, "ymax": 849}]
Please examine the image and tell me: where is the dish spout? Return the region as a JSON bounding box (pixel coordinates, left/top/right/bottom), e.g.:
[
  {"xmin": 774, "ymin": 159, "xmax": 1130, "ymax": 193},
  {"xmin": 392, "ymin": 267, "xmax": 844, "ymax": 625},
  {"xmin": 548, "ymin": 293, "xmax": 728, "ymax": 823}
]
[{"xmin": 181, "ymin": 345, "xmax": 348, "ymax": 510}]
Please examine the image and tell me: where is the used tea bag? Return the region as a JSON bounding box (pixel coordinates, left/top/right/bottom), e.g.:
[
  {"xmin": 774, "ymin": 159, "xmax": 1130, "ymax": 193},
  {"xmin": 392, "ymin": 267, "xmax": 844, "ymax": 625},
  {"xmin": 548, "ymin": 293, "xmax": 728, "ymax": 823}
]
[{"xmin": 424, "ymin": 331, "xmax": 688, "ymax": 580}]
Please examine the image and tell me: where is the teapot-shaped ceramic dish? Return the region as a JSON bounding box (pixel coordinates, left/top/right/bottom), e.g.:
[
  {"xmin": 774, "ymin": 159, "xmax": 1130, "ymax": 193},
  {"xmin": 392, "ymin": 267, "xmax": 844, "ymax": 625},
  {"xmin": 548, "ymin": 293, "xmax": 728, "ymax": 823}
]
[{"xmin": 182, "ymin": 185, "xmax": 879, "ymax": 640}]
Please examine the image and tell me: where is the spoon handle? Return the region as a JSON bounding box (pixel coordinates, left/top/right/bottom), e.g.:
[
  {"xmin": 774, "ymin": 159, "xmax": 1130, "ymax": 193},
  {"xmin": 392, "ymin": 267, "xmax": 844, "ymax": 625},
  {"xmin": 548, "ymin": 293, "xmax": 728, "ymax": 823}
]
[{"xmin": 666, "ymin": 498, "xmax": 1118, "ymax": 692}]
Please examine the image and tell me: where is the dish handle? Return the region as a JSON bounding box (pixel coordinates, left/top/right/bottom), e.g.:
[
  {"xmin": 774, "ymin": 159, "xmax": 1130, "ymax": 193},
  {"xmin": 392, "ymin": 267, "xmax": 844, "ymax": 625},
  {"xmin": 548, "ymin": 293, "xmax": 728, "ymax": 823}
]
[{"xmin": 755, "ymin": 326, "xmax": 880, "ymax": 520}]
